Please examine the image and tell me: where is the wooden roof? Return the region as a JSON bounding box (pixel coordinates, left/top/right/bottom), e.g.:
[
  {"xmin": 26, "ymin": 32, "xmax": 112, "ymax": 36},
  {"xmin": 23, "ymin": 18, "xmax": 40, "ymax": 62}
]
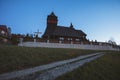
[
  {"xmin": 43, "ymin": 26, "xmax": 86, "ymax": 38},
  {"xmin": 54, "ymin": 26, "xmax": 86, "ymax": 37}
]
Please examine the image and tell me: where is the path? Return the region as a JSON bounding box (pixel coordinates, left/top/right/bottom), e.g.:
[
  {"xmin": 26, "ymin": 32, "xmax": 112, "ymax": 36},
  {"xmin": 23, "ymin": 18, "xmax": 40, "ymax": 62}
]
[
  {"xmin": 35, "ymin": 53, "xmax": 104, "ymax": 80},
  {"xmin": 0, "ymin": 52, "xmax": 104, "ymax": 80}
]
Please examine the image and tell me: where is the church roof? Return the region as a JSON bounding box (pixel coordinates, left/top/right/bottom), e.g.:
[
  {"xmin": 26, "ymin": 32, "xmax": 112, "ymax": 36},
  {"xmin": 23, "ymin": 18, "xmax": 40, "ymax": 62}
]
[
  {"xmin": 53, "ymin": 26, "xmax": 86, "ymax": 38},
  {"xmin": 43, "ymin": 25, "xmax": 86, "ymax": 38}
]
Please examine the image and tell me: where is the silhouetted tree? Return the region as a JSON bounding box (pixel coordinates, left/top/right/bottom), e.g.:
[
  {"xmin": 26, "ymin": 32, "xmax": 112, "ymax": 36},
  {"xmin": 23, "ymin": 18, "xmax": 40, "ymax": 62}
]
[{"xmin": 108, "ymin": 37, "xmax": 117, "ymax": 45}]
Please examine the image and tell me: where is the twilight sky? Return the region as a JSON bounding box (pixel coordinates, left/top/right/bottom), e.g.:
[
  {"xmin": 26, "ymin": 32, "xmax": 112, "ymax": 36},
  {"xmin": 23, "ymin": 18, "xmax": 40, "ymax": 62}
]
[{"xmin": 0, "ymin": 0, "xmax": 120, "ymax": 44}]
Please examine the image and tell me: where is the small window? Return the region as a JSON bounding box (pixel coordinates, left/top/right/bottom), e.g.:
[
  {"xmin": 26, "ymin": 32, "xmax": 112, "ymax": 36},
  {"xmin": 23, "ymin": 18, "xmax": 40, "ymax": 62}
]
[
  {"xmin": 83, "ymin": 36, "xmax": 85, "ymax": 38},
  {"xmin": 59, "ymin": 37, "xmax": 64, "ymax": 40},
  {"xmin": 68, "ymin": 38, "xmax": 72, "ymax": 41},
  {"xmin": 76, "ymin": 38, "xmax": 80, "ymax": 41}
]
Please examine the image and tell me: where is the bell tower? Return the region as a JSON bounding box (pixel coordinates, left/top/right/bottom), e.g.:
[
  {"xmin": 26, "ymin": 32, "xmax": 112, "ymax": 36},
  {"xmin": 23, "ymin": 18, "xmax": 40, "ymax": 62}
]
[
  {"xmin": 42, "ymin": 12, "xmax": 58, "ymax": 39},
  {"xmin": 47, "ymin": 12, "xmax": 58, "ymax": 27}
]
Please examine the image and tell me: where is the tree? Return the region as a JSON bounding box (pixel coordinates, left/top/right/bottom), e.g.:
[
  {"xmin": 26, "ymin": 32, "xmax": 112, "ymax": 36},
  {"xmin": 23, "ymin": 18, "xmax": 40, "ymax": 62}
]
[{"xmin": 108, "ymin": 37, "xmax": 117, "ymax": 45}]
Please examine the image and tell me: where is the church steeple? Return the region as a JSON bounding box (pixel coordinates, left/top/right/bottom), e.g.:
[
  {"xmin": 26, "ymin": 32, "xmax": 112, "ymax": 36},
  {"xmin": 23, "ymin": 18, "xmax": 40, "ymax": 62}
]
[
  {"xmin": 43, "ymin": 12, "xmax": 58, "ymax": 39},
  {"xmin": 47, "ymin": 12, "xmax": 58, "ymax": 25}
]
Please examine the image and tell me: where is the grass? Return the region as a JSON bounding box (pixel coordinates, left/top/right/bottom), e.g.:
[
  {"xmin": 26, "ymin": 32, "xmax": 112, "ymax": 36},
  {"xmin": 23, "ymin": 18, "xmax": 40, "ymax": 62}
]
[
  {"xmin": 0, "ymin": 46, "xmax": 102, "ymax": 74},
  {"xmin": 55, "ymin": 51, "xmax": 120, "ymax": 80}
]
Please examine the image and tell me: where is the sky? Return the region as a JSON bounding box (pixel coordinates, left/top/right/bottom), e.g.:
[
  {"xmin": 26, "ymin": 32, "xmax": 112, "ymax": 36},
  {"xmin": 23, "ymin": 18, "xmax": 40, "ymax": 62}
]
[{"xmin": 0, "ymin": 0, "xmax": 120, "ymax": 44}]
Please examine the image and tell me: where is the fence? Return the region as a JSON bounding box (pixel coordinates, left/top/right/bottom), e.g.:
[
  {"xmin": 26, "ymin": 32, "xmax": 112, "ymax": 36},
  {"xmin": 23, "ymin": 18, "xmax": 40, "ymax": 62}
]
[{"xmin": 18, "ymin": 42, "xmax": 119, "ymax": 51}]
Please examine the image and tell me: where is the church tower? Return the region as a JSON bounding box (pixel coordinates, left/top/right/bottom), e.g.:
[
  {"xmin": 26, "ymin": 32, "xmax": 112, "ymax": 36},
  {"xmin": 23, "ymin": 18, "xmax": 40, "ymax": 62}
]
[
  {"xmin": 42, "ymin": 12, "xmax": 58, "ymax": 39},
  {"xmin": 47, "ymin": 12, "xmax": 58, "ymax": 27}
]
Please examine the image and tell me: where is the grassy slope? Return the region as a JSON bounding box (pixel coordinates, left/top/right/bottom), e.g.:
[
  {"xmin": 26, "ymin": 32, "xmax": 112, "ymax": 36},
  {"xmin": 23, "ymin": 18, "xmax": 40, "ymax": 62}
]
[
  {"xmin": 0, "ymin": 46, "xmax": 101, "ymax": 74},
  {"xmin": 55, "ymin": 51, "xmax": 120, "ymax": 80}
]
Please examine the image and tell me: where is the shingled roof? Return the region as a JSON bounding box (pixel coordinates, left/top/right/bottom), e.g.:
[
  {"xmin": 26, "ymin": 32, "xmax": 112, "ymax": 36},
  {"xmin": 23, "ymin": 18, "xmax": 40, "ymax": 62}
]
[
  {"xmin": 43, "ymin": 25, "xmax": 86, "ymax": 38},
  {"xmin": 53, "ymin": 26, "xmax": 86, "ymax": 38}
]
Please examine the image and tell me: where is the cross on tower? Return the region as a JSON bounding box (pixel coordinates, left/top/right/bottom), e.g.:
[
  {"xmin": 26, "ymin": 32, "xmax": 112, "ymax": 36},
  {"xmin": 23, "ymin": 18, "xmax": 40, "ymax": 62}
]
[{"xmin": 34, "ymin": 29, "xmax": 42, "ymax": 38}]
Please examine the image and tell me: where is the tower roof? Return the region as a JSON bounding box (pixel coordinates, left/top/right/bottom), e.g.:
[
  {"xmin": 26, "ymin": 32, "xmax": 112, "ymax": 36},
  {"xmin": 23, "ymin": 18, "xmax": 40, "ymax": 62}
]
[
  {"xmin": 70, "ymin": 23, "xmax": 74, "ymax": 29},
  {"xmin": 47, "ymin": 12, "xmax": 58, "ymax": 22},
  {"xmin": 49, "ymin": 12, "xmax": 56, "ymax": 16}
]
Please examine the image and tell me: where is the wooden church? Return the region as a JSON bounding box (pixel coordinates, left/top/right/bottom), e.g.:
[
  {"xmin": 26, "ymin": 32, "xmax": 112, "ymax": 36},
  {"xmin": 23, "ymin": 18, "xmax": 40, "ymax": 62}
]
[{"xmin": 42, "ymin": 12, "xmax": 89, "ymax": 44}]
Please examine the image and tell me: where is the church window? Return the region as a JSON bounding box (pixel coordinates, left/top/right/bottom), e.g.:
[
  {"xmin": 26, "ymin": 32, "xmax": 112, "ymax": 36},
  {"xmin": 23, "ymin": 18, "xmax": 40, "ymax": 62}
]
[
  {"xmin": 59, "ymin": 37, "xmax": 64, "ymax": 41},
  {"xmin": 83, "ymin": 36, "xmax": 85, "ymax": 38},
  {"xmin": 68, "ymin": 38, "xmax": 72, "ymax": 41},
  {"xmin": 76, "ymin": 38, "xmax": 80, "ymax": 41}
]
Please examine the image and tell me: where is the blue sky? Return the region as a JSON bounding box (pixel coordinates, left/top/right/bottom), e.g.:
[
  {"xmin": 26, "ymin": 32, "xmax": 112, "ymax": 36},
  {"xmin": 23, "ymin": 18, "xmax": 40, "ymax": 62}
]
[{"xmin": 0, "ymin": 0, "xmax": 120, "ymax": 44}]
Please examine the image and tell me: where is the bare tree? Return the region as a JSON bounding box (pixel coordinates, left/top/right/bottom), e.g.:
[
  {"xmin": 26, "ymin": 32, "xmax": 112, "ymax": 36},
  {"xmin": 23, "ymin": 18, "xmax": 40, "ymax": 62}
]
[{"xmin": 108, "ymin": 37, "xmax": 117, "ymax": 45}]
